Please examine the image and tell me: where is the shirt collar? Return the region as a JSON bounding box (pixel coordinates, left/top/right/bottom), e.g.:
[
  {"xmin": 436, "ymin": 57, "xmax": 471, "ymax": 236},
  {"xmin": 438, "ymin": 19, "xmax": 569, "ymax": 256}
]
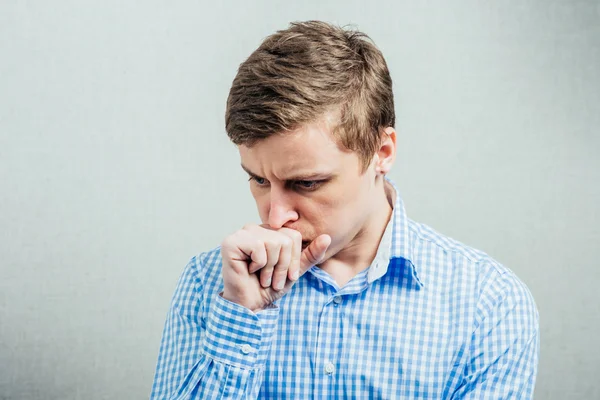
[{"xmin": 367, "ymin": 177, "xmax": 423, "ymax": 287}]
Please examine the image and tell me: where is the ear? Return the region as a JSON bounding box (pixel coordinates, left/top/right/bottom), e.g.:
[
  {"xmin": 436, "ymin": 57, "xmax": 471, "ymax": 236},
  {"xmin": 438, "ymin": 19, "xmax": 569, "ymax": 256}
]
[{"xmin": 374, "ymin": 127, "xmax": 396, "ymax": 175}]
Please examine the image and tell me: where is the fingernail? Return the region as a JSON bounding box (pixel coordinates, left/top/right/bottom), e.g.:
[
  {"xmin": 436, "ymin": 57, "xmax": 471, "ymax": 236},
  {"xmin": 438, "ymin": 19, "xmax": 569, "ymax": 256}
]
[
  {"xmin": 264, "ymin": 277, "xmax": 271, "ymax": 287},
  {"xmin": 275, "ymin": 278, "xmax": 285, "ymax": 290},
  {"xmin": 292, "ymin": 270, "xmax": 299, "ymax": 281}
]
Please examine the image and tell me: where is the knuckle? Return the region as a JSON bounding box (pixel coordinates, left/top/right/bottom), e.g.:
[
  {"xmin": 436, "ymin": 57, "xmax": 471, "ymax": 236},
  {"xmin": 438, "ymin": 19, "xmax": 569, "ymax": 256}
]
[
  {"xmin": 305, "ymin": 247, "xmax": 317, "ymax": 263},
  {"xmin": 220, "ymin": 237, "xmax": 230, "ymax": 248},
  {"xmin": 260, "ymin": 267, "xmax": 274, "ymax": 276},
  {"xmin": 281, "ymin": 236, "xmax": 293, "ymax": 248},
  {"xmin": 280, "ymin": 228, "xmax": 301, "ymax": 241},
  {"xmin": 221, "ymin": 234, "xmax": 236, "ymax": 248},
  {"xmin": 263, "ymin": 239, "xmax": 276, "ymax": 250},
  {"xmin": 253, "ymin": 239, "xmax": 265, "ymax": 251},
  {"xmin": 274, "ymin": 258, "xmax": 289, "ymax": 270},
  {"xmin": 242, "ymin": 223, "xmax": 256, "ymax": 231}
]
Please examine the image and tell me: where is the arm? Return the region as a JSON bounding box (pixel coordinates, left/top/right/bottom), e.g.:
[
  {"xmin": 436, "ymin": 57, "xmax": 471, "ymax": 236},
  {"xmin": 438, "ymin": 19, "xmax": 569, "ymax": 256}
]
[
  {"xmin": 150, "ymin": 225, "xmax": 330, "ymax": 399},
  {"xmin": 149, "ymin": 254, "xmax": 279, "ymax": 400},
  {"xmin": 451, "ymin": 268, "xmax": 540, "ymax": 399}
]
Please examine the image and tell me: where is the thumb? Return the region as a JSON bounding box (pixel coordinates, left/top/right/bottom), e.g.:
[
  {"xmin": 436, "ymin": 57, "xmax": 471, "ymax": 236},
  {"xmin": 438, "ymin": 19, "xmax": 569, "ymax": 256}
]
[{"xmin": 299, "ymin": 234, "xmax": 332, "ymax": 273}]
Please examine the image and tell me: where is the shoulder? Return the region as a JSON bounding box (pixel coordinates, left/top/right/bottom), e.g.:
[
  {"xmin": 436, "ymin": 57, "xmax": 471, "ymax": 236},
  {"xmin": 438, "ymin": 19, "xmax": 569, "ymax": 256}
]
[
  {"xmin": 408, "ymin": 218, "xmax": 489, "ymax": 264},
  {"xmin": 407, "ymin": 219, "xmax": 538, "ymax": 324}
]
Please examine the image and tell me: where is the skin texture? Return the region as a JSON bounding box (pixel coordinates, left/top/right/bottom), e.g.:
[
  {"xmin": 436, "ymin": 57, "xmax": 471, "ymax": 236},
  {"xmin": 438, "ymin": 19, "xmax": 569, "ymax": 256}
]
[{"xmin": 221, "ymin": 113, "xmax": 397, "ymax": 311}]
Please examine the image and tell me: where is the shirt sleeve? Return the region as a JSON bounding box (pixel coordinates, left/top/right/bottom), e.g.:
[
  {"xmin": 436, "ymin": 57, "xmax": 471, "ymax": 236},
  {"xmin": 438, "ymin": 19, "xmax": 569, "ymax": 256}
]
[
  {"xmin": 149, "ymin": 255, "xmax": 280, "ymax": 399},
  {"xmin": 451, "ymin": 266, "xmax": 540, "ymax": 400}
]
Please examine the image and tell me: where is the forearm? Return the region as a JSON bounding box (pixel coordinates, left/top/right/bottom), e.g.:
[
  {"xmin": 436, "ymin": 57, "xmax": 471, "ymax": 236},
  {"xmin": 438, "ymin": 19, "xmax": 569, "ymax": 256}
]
[{"xmin": 151, "ymin": 292, "xmax": 280, "ymax": 399}]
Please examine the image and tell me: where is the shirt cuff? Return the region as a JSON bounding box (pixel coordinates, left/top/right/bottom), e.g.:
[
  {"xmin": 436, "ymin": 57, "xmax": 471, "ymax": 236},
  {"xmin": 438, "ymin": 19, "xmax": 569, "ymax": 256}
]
[{"xmin": 201, "ymin": 293, "xmax": 280, "ymax": 369}]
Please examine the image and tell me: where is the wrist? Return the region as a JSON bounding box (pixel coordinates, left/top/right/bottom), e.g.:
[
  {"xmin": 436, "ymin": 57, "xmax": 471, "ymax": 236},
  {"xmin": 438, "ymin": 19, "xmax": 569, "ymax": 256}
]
[
  {"xmin": 204, "ymin": 293, "xmax": 279, "ymax": 369},
  {"xmin": 221, "ymin": 290, "xmax": 269, "ymax": 313}
]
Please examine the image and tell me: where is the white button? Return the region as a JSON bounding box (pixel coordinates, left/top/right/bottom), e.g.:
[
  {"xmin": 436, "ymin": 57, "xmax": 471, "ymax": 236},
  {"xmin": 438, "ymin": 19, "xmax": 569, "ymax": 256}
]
[
  {"xmin": 324, "ymin": 362, "xmax": 335, "ymax": 375},
  {"xmin": 333, "ymin": 296, "xmax": 342, "ymax": 304},
  {"xmin": 240, "ymin": 344, "xmax": 252, "ymax": 354}
]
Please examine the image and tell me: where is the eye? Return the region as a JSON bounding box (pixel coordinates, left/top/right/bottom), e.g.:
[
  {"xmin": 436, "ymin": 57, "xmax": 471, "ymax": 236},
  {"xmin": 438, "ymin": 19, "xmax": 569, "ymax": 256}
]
[
  {"xmin": 295, "ymin": 180, "xmax": 321, "ymax": 190},
  {"xmin": 248, "ymin": 176, "xmax": 269, "ymax": 186}
]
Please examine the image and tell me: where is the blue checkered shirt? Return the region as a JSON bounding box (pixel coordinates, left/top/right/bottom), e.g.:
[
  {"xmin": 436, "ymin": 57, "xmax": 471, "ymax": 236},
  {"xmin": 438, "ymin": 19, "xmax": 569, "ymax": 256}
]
[{"xmin": 150, "ymin": 180, "xmax": 539, "ymax": 399}]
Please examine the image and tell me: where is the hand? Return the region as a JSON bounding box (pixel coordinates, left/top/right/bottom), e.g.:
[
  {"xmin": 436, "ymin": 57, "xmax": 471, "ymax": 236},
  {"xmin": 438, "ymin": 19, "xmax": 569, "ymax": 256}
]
[{"xmin": 221, "ymin": 224, "xmax": 331, "ymax": 312}]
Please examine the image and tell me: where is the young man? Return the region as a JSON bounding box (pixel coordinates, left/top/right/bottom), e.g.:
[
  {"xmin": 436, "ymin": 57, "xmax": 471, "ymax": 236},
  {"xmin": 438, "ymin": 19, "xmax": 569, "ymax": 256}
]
[{"xmin": 150, "ymin": 21, "xmax": 539, "ymax": 399}]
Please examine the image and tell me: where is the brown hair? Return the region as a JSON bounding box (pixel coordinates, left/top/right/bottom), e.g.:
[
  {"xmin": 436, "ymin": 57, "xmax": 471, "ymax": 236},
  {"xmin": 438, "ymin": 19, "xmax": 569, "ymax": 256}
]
[{"xmin": 225, "ymin": 20, "xmax": 395, "ymax": 171}]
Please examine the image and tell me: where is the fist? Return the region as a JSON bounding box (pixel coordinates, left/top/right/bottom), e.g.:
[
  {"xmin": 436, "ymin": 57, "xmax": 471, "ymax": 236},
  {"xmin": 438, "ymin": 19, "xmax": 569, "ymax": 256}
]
[{"xmin": 220, "ymin": 224, "xmax": 331, "ymax": 311}]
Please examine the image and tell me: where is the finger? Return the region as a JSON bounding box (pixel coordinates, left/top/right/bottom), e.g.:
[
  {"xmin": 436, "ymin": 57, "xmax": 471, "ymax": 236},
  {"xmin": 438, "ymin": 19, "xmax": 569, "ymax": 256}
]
[
  {"xmin": 277, "ymin": 228, "xmax": 302, "ymax": 282},
  {"xmin": 224, "ymin": 231, "xmax": 267, "ymax": 275},
  {"xmin": 247, "ymin": 225, "xmax": 277, "ymax": 273},
  {"xmin": 248, "ymin": 245, "xmax": 269, "ymax": 273},
  {"xmin": 247, "ymin": 242, "xmax": 268, "ymax": 274},
  {"xmin": 248, "ymin": 259, "xmax": 264, "ymax": 274},
  {"xmin": 270, "ymin": 236, "xmax": 293, "ymax": 291},
  {"xmin": 299, "ymin": 234, "xmax": 332, "ymax": 273},
  {"xmin": 259, "ymin": 240, "xmax": 281, "ymax": 288}
]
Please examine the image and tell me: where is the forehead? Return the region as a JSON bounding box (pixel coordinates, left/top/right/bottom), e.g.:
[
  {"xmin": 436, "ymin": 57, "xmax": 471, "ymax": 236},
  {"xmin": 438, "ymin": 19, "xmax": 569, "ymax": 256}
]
[{"xmin": 239, "ymin": 115, "xmax": 355, "ymax": 176}]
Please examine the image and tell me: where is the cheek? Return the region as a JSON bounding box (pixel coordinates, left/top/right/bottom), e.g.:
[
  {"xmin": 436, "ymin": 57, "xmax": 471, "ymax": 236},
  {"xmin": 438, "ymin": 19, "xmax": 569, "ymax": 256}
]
[
  {"xmin": 321, "ymin": 183, "xmax": 354, "ymax": 210},
  {"xmin": 321, "ymin": 182, "xmax": 368, "ymax": 225},
  {"xmin": 306, "ymin": 192, "xmax": 346, "ymax": 226},
  {"xmin": 258, "ymin": 204, "xmax": 270, "ymax": 222},
  {"xmin": 250, "ymin": 190, "xmax": 270, "ymax": 221}
]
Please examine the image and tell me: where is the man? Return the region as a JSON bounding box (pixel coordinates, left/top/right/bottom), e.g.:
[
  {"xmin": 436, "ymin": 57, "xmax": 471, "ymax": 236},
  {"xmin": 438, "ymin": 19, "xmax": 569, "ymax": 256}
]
[{"xmin": 150, "ymin": 21, "xmax": 539, "ymax": 399}]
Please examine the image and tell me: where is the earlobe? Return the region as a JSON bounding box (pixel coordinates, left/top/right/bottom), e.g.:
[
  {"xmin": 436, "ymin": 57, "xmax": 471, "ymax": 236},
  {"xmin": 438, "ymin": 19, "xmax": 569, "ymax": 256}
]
[{"xmin": 376, "ymin": 166, "xmax": 388, "ymax": 175}]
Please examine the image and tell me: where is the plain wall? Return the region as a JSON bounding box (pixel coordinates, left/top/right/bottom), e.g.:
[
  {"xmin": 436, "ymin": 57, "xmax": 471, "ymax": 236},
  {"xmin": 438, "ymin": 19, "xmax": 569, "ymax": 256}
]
[{"xmin": 1, "ymin": 1, "xmax": 598, "ymax": 399}]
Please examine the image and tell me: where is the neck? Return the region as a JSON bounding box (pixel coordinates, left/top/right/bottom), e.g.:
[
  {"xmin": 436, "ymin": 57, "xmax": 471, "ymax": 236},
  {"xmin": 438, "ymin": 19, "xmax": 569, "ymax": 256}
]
[{"xmin": 319, "ymin": 179, "xmax": 394, "ymax": 287}]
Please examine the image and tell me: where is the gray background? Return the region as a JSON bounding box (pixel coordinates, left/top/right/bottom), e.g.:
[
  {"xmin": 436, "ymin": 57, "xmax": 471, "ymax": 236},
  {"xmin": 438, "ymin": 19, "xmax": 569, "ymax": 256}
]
[{"xmin": 1, "ymin": 1, "xmax": 598, "ymax": 399}]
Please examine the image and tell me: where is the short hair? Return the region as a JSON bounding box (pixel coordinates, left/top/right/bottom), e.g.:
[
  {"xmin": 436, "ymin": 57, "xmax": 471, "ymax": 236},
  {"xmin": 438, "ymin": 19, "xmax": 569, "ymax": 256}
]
[{"xmin": 225, "ymin": 20, "xmax": 395, "ymax": 171}]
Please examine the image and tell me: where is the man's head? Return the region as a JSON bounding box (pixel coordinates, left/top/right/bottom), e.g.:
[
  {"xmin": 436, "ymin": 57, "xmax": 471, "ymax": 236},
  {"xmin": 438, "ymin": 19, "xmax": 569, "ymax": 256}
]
[
  {"xmin": 226, "ymin": 20, "xmax": 395, "ymax": 172},
  {"xmin": 226, "ymin": 21, "xmax": 397, "ymax": 259}
]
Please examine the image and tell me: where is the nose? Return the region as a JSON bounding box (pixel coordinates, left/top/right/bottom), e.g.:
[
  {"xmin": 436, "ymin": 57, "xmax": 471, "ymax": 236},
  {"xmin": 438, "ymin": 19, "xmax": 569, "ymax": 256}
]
[{"xmin": 267, "ymin": 187, "xmax": 298, "ymax": 229}]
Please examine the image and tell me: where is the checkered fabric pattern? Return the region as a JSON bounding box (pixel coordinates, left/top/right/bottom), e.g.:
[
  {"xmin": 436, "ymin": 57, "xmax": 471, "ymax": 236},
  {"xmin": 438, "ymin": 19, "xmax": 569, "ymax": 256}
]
[{"xmin": 150, "ymin": 179, "xmax": 539, "ymax": 399}]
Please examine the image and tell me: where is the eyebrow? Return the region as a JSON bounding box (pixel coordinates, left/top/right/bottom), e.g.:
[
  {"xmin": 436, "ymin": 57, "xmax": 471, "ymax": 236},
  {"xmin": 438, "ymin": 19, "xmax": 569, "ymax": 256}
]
[{"xmin": 240, "ymin": 164, "xmax": 334, "ymax": 181}]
